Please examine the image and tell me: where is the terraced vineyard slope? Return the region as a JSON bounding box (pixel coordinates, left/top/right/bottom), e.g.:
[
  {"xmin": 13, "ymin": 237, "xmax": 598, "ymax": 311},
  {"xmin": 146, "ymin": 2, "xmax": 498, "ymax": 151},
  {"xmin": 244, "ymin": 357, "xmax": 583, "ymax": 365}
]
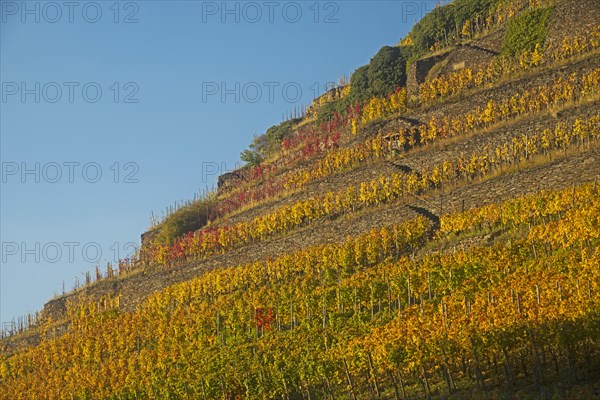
[{"xmin": 1, "ymin": 0, "xmax": 599, "ymax": 399}]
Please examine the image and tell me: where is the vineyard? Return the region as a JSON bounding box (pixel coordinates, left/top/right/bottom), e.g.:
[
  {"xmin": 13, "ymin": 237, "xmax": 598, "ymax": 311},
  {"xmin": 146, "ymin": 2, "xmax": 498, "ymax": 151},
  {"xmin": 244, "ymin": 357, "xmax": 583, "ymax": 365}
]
[
  {"xmin": 1, "ymin": 0, "xmax": 600, "ymax": 399},
  {"xmin": 1, "ymin": 184, "xmax": 599, "ymax": 399}
]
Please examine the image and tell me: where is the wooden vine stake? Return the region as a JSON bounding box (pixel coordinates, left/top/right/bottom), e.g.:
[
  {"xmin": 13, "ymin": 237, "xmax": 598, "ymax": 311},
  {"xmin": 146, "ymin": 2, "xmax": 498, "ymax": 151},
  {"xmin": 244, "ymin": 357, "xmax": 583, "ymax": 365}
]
[{"xmin": 343, "ymin": 359, "xmax": 358, "ymax": 400}]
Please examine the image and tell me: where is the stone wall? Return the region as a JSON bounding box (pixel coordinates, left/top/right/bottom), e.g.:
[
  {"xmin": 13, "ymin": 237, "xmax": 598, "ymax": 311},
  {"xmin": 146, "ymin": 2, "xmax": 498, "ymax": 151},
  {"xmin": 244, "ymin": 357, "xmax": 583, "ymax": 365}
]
[
  {"xmin": 141, "ymin": 226, "xmax": 160, "ymax": 247},
  {"xmin": 406, "ymin": 52, "xmax": 449, "ymax": 96},
  {"xmin": 217, "ymin": 171, "xmax": 243, "ymax": 192}
]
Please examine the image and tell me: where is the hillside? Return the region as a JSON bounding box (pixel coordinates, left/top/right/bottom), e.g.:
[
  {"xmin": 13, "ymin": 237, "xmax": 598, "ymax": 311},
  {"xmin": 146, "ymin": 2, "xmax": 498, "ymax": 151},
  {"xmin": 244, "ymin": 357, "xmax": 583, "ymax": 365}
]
[{"xmin": 1, "ymin": 0, "xmax": 599, "ymax": 399}]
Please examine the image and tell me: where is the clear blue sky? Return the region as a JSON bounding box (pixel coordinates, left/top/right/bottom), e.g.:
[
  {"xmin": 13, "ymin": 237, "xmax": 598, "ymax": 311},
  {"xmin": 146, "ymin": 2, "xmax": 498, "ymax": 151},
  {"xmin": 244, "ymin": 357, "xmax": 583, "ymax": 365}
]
[{"xmin": 0, "ymin": 0, "xmax": 437, "ymax": 327}]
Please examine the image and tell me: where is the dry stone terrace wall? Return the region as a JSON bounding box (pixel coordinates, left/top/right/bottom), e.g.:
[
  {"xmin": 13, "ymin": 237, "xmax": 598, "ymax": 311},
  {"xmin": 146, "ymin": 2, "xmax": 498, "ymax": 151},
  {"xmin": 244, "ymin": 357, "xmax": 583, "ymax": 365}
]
[
  {"xmin": 140, "ymin": 226, "xmax": 160, "ymax": 247},
  {"xmin": 407, "ymin": 52, "xmax": 450, "ymax": 95},
  {"xmin": 217, "ymin": 169, "xmax": 251, "ymax": 193}
]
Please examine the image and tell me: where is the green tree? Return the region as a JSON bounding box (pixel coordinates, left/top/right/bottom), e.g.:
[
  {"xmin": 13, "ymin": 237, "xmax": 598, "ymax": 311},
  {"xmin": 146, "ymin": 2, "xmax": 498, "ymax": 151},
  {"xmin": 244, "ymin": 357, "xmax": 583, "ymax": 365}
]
[
  {"xmin": 241, "ymin": 134, "xmax": 267, "ymax": 166},
  {"xmin": 349, "ymin": 65, "xmax": 371, "ymax": 103},
  {"xmin": 367, "ymin": 46, "xmax": 407, "ymax": 98}
]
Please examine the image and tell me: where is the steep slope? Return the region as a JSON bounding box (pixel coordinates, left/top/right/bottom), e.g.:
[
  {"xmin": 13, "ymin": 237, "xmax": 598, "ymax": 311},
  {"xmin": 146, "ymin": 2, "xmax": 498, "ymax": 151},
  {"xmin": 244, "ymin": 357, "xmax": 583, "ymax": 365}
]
[{"xmin": 1, "ymin": 0, "xmax": 599, "ymax": 398}]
